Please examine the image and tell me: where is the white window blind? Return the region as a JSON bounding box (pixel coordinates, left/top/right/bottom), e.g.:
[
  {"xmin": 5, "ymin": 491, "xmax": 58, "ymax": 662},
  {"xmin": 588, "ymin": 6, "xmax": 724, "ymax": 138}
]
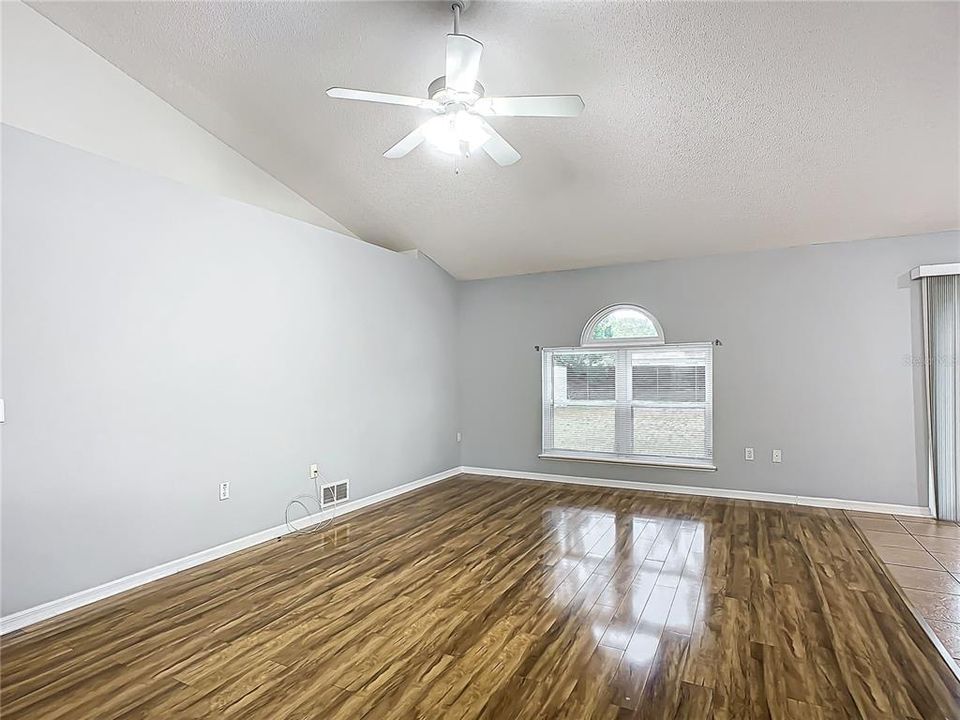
[
  {"xmin": 541, "ymin": 343, "xmax": 714, "ymax": 469},
  {"xmin": 923, "ymin": 273, "xmax": 959, "ymax": 520}
]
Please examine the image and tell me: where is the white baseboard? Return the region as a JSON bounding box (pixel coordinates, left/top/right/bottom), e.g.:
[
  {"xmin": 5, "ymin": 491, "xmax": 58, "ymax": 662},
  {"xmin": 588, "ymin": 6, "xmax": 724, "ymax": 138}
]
[
  {"xmin": 460, "ymin": 466, "xmax": 934, "ymax": 518},
  {"xmin": 0, "ymin": 466, "xmax": 462, "ymax": 636}
]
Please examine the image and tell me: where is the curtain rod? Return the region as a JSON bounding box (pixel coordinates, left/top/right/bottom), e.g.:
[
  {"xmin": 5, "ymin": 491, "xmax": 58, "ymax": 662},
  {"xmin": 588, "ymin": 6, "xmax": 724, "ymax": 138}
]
[{"xmin": 534, "ymin": 339, "xmax": 722, "ymax": 351}]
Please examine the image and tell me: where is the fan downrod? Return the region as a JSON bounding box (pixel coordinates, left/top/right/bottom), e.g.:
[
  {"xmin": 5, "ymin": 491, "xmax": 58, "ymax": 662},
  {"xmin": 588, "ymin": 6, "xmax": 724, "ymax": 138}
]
[{"xmin": 451, "ymin": 1, "xmax": 471, "ymax": 35}]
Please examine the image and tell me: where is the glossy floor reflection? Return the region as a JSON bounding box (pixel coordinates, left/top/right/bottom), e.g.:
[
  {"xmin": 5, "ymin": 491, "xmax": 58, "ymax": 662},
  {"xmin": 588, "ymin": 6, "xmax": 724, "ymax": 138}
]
[{"xmin": 2, "ymin": 475, "xmax": 959, "ymax": 719}]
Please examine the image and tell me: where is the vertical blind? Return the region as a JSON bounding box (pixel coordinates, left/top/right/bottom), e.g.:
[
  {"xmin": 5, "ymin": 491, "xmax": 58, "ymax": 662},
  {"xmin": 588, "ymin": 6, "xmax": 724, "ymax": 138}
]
[
  {"xmin": 924, "ymin": 274, "xmax": 960, "ymax": 521},
  {"xmin": 541, "ymin": 343, "xmax": 714, "ymax": 467}
]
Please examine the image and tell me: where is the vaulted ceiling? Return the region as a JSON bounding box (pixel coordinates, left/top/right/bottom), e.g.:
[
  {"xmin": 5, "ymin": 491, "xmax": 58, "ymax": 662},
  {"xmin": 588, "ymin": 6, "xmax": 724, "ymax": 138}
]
[{"xmin": 31, "ymin": 1, "xmax": 959, "ymax": 279}]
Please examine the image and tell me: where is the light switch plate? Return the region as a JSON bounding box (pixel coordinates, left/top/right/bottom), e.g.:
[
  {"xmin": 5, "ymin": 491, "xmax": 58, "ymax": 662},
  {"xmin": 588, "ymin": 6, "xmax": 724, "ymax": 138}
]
[{"xmin": 772, "ymin": 449, "xmax": 783, "ymax": 463}]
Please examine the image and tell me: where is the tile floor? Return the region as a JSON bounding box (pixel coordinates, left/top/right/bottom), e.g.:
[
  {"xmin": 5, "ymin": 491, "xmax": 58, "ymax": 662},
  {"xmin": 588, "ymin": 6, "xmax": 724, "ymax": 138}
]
[{"xmin": 848, "ymin": 510, "xmax": 960, "ymax": 661}]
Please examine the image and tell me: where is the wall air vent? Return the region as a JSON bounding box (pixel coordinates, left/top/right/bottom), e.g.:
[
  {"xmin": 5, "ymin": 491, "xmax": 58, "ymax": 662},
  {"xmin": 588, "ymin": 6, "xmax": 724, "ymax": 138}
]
[{"xmin": 320, "ymin": 480, "xmax": 349, "ymax": 508}]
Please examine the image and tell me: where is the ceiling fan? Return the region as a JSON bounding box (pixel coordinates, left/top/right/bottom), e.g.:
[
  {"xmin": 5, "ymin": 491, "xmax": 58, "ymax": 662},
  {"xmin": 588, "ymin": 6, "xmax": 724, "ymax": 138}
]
[{"xmin": 326, "ymin": 0, "xmax": 584, "ymax": 167}]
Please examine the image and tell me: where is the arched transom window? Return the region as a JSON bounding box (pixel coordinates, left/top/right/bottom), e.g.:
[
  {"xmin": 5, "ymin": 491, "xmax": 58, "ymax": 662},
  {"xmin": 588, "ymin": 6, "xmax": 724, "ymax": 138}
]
[{"xmin": 581, "ymin": 304, "xmax": 664, "ymax": 346}]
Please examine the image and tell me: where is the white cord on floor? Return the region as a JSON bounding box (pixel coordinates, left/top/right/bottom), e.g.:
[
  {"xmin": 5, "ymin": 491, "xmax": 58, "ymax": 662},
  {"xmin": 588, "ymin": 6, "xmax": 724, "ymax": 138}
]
[{"xmin": 284, "ymin": 476, "xmax": 337, "ymax": 535}]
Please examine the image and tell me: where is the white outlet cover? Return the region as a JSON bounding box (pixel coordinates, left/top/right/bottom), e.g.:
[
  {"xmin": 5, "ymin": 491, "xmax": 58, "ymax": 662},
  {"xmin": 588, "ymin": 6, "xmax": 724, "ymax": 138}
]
[
  {"xmin": 772, "ymin": 449, "xmax": 783, "ymax": 463},
  {"xmin": 744, "ymin": 447, "xmax": 754, "ymax": 461},
  {"xmin": 219, "ymin": 481, "xmax": 230, "ymax": 500}
]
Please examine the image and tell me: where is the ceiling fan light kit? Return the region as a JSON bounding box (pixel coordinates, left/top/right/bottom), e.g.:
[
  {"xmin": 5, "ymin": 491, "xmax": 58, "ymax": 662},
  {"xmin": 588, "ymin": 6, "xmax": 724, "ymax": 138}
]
[{"xmin": 326, "ymin": 1, "xmax": 584, "ymax": 168}]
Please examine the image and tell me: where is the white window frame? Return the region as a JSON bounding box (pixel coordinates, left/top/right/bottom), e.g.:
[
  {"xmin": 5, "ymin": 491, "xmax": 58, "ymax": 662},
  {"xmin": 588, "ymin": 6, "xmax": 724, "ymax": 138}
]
[
  {"xmin": 581, "ymin": 303, "xmax": 665, "ymax": 347},
  {"xmin": 542, "ymin": 303, "xmax": 715, "ymax": 471}
]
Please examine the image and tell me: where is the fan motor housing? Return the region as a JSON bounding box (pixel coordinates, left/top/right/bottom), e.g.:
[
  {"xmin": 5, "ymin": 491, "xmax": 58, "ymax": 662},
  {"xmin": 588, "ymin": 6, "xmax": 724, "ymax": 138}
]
[{"xmin": 428, "ymin": 77, "xmax": 485, "ymax": 106}]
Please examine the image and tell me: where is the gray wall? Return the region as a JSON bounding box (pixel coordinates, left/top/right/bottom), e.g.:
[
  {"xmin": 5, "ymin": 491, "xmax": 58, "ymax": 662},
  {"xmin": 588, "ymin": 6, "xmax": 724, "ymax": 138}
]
[
  {"xmin": 4, "ymin": 121, "xmax": 958, "ymax": 617},
  {"xmin": 459, "ymin": 231, "xmax": 959, "ymax": 507},
  {"xmin": 1, "ymin": 126, "xmax": 460, "ymax": 615}
]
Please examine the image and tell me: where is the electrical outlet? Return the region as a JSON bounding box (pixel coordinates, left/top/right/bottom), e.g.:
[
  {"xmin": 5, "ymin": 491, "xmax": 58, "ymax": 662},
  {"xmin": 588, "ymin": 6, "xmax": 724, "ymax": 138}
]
[
  {"xmin": 744, "ymin": 447, "xmax": 754, "ymax": 461},
  {"xmin": 219, "ymin": 482, "xmax": 230, "ymax": 501},
  {"xmin": 310, "ymin": 464, "xmax": 319, "ymax": 479},
  {"xmin": 457, "ymin": 432, "xmax": 462, "ymax": 443},
  {"xmin": 772, "ymin": 449, "xmax": 783, "ymax": 463}
]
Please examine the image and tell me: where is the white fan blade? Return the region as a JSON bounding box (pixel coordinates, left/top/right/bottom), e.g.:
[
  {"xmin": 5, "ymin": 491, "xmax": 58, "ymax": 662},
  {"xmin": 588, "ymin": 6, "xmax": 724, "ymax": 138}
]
[
  {"xmin": 327, "ymin": 87, "xmax": 440, "ymax": 111},
  {"xmin": 478, "ymin": 119, "xmax": 520, "ymax": 166},
  {"xmin": 384, "ymin": 123, "xmax": 427, "ymax": 159},
  {"xmin": 445, "ymin": 34, "xmax": 483, "ymax": 93},
  {"xmin": 474, "ymin": 95, "xmax": 585, "ymax": 118}
]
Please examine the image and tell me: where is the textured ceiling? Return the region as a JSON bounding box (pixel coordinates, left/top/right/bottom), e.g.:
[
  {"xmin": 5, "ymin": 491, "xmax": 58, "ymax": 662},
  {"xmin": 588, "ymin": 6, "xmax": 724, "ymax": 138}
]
[{"xmin": 31, "ymin": 1, "xmax": 959, "ymax": 279}]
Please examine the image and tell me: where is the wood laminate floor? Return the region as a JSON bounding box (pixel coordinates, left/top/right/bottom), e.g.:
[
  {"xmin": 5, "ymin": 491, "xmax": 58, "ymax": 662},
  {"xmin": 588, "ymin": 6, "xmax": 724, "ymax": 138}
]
[{"xmin": 2, "ymin": 475, "xmax": 959, "ymax": 719}]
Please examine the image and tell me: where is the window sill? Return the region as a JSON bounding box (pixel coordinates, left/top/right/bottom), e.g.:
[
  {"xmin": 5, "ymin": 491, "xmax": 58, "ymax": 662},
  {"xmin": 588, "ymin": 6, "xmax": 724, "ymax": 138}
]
[{"xmin": 539, "ymin": 452, "xmax": 717, "ymax": 472}]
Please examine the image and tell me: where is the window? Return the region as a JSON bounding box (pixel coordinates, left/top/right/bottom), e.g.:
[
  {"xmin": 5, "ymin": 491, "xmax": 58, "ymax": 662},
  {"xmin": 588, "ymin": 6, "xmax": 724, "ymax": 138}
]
[
  {"xmin": 542, "ymin": 305, "xmax": 714, "ymax": 469},
  {"xmin": 581, "ymin": 303, "xmax": 664, "ymax": 346}
]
